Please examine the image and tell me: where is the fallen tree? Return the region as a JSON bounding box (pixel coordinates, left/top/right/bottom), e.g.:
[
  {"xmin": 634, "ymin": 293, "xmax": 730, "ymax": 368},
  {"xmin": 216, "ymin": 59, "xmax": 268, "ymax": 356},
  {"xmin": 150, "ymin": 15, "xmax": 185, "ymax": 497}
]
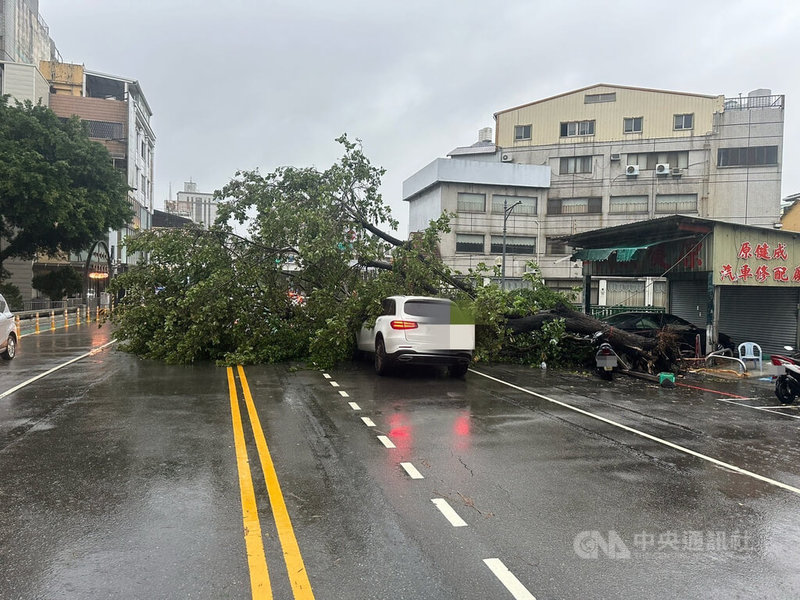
[
  {"xmin": 110, "ymin": 135, "xmax": 679, "ymax": 373},
  {"xmin": 507, "ymin": 302, "xmax": 684, "ymax": 373}
]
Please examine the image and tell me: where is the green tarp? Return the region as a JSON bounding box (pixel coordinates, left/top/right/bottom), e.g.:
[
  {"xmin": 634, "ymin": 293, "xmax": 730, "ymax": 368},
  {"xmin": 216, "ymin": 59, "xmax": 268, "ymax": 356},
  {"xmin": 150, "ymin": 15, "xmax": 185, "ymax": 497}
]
[{"xmin": 572, "ymin": 243, "xmax": 658, "ymax": 263}]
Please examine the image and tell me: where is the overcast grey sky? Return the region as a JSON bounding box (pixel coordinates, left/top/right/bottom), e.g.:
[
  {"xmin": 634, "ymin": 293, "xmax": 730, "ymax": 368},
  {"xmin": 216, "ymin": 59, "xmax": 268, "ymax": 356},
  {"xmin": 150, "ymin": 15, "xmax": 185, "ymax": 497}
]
[{"xmin": 42, "ymin": 0, "xmax": 800, "ymax": 236}]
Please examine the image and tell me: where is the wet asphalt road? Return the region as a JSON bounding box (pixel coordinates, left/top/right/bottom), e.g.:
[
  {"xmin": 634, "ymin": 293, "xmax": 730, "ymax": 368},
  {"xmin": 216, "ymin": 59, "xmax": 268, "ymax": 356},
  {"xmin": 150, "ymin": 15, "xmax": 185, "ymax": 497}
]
[{"xmin": 1, "ymin": 324, "xmax": 799, "ymax": 599}]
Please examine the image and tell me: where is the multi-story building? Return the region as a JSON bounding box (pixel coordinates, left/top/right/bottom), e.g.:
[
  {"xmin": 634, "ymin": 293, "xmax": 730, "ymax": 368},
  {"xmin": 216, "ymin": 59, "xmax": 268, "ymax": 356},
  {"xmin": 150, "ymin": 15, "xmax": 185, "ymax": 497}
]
[
  {"xmin": 0, "ymin": 0, "xmax": 58, "ymax": 64},
  {"xmin": 165, "ymin": 181, "xmax": 218, "ymax": 229},
  {"xmin": 404, "ymin": 84, "xmax": 784, "ymax": 302},
  {"xmin": 44, "ymin": 61, "xmax": 156, "ymax": 273}
]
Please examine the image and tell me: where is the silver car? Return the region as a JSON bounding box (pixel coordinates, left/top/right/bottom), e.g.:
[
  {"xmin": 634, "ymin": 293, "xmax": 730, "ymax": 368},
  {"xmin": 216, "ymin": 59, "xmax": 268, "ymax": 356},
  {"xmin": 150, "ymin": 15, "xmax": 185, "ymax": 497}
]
[{"xmin": 0, "ymin": 293, "xmax": 18, "ymax": 360}]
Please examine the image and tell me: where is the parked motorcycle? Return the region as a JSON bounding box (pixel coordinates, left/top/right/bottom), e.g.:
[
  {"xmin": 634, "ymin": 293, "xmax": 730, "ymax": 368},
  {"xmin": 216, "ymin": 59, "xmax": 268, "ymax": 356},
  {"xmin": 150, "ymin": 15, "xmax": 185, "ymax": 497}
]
[
  {"xmin": 594, "ymin": 332, "xmax": 621, "ymax": 381},
  {"xmin": 773, "ymin": 346, "xmax": 800, "ymax": 405}
]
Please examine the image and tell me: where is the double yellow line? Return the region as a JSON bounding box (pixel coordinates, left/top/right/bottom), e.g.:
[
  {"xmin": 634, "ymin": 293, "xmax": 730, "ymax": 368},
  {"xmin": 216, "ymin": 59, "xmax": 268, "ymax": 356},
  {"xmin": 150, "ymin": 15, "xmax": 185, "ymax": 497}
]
[{"xmin": 227, "ymin": 366, "xmax": 315, "ymax": 600}]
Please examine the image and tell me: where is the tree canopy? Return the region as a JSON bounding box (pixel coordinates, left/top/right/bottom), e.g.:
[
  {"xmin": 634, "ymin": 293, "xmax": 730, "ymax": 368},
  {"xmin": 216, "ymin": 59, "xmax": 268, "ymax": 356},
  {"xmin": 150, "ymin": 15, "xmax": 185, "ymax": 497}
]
[
  {"xmin": 0, "ymin": 96, "xmax": 132, "ymax": 274},
  {"xmin": 110, "ymin": 136, "xmax": 577, "ymax": 368},
  {"xmin": 32, "ymin": 267, "xmax": 84, "ymax": 301}
]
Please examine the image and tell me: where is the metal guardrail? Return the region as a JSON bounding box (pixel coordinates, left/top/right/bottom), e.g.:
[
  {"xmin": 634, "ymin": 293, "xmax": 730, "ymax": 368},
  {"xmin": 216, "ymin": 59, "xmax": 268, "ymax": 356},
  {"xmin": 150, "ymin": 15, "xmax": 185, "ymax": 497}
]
[
  {"xmin": 705, "ymin": 348, "xmax": 747, "ymax": 373},
  {"xmin": 587, "ymin": 305, "xmax": 666, "ymax": 319}
]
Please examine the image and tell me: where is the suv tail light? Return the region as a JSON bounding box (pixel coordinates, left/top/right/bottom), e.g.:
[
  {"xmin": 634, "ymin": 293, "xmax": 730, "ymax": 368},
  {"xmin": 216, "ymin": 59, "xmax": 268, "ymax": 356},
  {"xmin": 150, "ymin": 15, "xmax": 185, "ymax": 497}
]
[{"xmin": 390, "ymin": 320, "xmax": 418, "ymax": 330}]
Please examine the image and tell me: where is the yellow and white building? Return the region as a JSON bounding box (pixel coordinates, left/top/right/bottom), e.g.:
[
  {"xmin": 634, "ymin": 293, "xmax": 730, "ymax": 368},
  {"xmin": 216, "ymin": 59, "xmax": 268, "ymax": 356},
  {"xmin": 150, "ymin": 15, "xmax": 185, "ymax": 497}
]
[{"xmin": 404, "ymin": 83, "xmax": 785, "ymax": 301}]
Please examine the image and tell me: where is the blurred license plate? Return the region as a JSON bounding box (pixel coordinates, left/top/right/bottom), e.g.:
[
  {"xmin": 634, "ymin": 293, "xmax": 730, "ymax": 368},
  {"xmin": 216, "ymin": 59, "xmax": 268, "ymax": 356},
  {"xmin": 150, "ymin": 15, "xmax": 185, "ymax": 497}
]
[{"xmin": 596, "ymin": 356, "xmax": 617, "ymax": 368}]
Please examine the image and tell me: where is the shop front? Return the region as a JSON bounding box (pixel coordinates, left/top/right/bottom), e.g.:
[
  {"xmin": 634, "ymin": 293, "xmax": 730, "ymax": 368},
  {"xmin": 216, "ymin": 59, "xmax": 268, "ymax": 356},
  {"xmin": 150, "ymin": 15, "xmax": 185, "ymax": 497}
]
[{"xmin": 567, "ymin": 216, "xmax": 800, "ymax": 355}]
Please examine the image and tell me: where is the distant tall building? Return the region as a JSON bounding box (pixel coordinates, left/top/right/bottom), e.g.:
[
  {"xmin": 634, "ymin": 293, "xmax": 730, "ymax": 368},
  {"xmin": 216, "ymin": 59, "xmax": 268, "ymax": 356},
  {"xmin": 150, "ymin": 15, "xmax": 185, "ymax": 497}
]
[
  {"xmin": 0, "ymin": 0, "xmax": 59, "ymax": 64},
  {"xmin": 166, "ymin": 181, "xmax": 218, "ymax": 229}
]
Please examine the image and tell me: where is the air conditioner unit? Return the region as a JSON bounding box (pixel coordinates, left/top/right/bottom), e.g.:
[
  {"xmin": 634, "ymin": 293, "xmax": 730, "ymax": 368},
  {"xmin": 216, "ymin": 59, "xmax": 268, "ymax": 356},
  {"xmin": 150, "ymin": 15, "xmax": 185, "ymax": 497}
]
[
  {"xmin": 625, "ymin": 164, "xmax": 639, "ymax": 176},
  {"xmin": 670, "ymin": 167, "xmax": 682, "ymax": 176},
  {"xmin": 501, "ymin": 153, "xmax": 513, "ymax": 162},
  {"xmin": 656, "ymin": 163, "xmax": 670, "ymax": 175},
  {"xmin": 610, "ymin": 153, "xmax": 621, "ymax": 161}
]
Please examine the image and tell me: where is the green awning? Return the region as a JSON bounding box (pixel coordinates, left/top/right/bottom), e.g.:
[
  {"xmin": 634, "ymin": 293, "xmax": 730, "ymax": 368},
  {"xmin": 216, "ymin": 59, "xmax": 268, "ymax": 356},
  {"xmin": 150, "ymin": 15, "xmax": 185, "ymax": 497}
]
[{"xmin": 572, "ymin": 242, "xmax": 658, "ymax": 263}]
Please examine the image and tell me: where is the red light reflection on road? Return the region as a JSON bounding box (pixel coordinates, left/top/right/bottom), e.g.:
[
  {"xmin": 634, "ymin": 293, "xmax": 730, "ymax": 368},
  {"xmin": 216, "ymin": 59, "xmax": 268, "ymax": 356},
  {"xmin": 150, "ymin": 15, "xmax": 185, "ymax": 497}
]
[
  {"xmin": 388, "ymin": 412, "xmax": 412, "ymax": 452},
  {"xmin": 452, "ymin": 411, "xmax": 472, "ymax": 451}
]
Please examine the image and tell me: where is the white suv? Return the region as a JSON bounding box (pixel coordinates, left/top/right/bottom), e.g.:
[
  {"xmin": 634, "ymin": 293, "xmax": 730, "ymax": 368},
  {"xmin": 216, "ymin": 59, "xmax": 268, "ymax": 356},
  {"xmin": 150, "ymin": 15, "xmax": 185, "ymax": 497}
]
[
  {"xmin": 356, "ymin": 296, "xmax": 474, "ymax": 377},
  {"xmin": 0, "ymin": 293, "xmax": 17, "ymax": 360}
]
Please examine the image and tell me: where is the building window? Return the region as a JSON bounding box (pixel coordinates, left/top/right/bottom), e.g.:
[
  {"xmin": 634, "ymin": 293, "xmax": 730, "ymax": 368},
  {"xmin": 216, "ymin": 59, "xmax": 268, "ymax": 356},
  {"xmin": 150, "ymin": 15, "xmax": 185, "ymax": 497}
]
[
  {"xmin": 490, "ymin": 235, "xmax": 536, "ymax": 255},
  {"xmin": 585, "ymin": 93, "xmax": 616, "ymax": 104},
  {"xmin": 655, "ymin": 194, "xmax": 697, "ymax": 213},
  {"xmin": 491, "ymin": 195, "xmax": 537, "ymax": 216},
  {"xmin": 560, "ymin": 120, "xmax": 595, "ymax": 137},
  {"xmin": 610, "ymin": 195, "xmax": 648, "ymax": 214},
  {"xmin": 457, "ymin": 192, "xmax": 486, "ymax": 213},
  {"xmin": 456, "ymin": 233, "xmax": 485, "ymax": 253},
  {"xmin": 84, "ymin": 120, "xmax": 124, "ymax": 140},
  {"xmin": 674, "ymin": 114, "xmax": 694, "ymax": 130},
  {"xmin": 717, "ymin": 146, "xmax": 778, "ymax": 167},
  {"xmin": 559, "ymin": 156, "xmax": 593, "ymax": 174},
  {"xmin": 514, "ymin": 124, "xmax": 532, "ymax": 141},
  {"xmin": 623, "ymin": 117, "xmax": 643, "ymax": 134},
  {"xmin": 546, "ymin": 238, "xmax": 572, "ymax": 255},
  {"xmin": 627, "ymin": 151, "xmax": 689, "ymax": 170},
  {"xmin": 547, "ymin": 197, "xmax": 602, "ymax": 215}
]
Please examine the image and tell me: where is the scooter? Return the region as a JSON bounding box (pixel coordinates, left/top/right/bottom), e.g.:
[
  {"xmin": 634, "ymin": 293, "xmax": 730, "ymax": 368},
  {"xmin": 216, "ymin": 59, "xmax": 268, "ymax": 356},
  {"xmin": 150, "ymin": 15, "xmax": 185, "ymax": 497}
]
[
  {"xmin": 774, "ymin": 346, "xmax": 800, "ymax": 405},
  {"xmin": 594, "ymin": 332, "xmax": 620, "ymax": 381}
]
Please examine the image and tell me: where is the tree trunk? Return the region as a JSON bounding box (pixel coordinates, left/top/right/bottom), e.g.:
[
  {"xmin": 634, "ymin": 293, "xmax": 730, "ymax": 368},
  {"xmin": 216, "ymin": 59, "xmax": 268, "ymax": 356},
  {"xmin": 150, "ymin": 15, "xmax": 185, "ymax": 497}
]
[{"xmin": 507, "ymin": 303, "xmax": 677, "ymax": 372}]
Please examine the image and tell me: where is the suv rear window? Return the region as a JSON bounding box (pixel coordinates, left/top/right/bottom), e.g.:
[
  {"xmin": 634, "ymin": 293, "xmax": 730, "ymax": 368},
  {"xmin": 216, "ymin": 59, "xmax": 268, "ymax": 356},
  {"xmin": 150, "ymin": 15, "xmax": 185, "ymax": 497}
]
[
  {"xmin": 404, "ymin": 300, "xmax": 451, "ymax": 321},
  {"xmin": 404, "ymin": 300, "xmax": 473, "ymax": 324}
]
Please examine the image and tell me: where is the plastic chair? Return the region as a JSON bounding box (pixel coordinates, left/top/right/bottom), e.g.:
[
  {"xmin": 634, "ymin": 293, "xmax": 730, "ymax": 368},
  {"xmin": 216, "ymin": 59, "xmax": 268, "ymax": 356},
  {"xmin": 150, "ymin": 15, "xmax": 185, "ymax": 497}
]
[{"xmin": 737, "ymin": 342, "xmax": 763, "ymax": 371}]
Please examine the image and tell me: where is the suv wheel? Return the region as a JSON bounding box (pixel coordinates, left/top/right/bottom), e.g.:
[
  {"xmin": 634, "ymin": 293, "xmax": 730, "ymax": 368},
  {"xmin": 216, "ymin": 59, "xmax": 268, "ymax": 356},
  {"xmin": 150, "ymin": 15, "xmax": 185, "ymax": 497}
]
[{"xmin": 374, "ymin": 337, "xmax": 389, "ymax": 376}]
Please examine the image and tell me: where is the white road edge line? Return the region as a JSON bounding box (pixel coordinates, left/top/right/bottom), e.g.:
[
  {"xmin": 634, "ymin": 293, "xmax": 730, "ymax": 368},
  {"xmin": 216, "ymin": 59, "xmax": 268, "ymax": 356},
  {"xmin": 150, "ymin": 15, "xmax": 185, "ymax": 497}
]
[
  {"xmin": 483, "ymin": 558, "xmax": 537, "ymax": 600},
  {"xmin": 0, "ymin": 341, "xmax": 116, "ymax": 401},
  {"xmin": 361, "ymin": 417, "xmax": 376, "ymax": 427},
  {"xmin": 348, "ymin": 402, "xmax": 361, "ymax": 411},
  {"xmin": 339, "ymin": 390, "xmax": 349, "ymax": 398},
  {"xmin": 400, "ymin": 462, "xmax": 424, "ymax": 479},
  {"xmin": 377, "ymin": 435, "xmax": 396, "ymax": 449},
  {"xmin": 470, "ymin": 368, "xmax": 800, "ymax": 497},
  {"xmin": 716, "ymin": 398, "xmax": 800, "ymax": 420},
  {"xmin": 431, "ymin": 498, "xmax": 467, "ymax": 527}
]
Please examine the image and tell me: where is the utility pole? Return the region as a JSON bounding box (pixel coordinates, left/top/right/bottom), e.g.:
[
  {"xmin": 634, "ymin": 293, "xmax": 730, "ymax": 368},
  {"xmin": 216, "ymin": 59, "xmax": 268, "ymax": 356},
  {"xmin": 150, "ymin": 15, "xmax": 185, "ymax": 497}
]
[{"xmin": 501, "ymin": 198, "xmax": 522, "ymax": 290}]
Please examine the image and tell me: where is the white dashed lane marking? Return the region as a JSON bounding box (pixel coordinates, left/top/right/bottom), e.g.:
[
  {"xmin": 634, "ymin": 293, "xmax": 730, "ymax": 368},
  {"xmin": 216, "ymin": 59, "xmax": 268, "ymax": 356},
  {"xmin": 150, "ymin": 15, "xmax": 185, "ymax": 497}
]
[
  {"xmin": 377, "ymin": 435, "xmax": 396, "ymax": 449},
  {"xmin": 348, "ymin": 402, "xmax": 361, "ymax": 411},
  {"xmin": 431, "ymin": 498, "xmax": 467, "ymax": 527},
  {"xmin": 400, "ymin": 462, "xmax": 424, "ymax": 479},
  {"xmin": 483, "ymin": 559, "xmax": 537, "ymax": 600},
  {"xmin": 339, "ymin": 390, "xmax": 349, "ymax": 398},
  {"xmin": 361, "ymin": 417, "xmax": 376, "ymax": 427}
]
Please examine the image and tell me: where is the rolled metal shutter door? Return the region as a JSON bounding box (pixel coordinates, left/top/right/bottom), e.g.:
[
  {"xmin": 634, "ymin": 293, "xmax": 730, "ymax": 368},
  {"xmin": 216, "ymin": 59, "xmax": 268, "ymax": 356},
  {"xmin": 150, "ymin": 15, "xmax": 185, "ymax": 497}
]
[
  {"xmin": 718, "ymin": 287, "xmax": 799, "ymax": 356},
  {"xmin": 669, "ymin": 278, "xmax": 708, "ymax": 328}
]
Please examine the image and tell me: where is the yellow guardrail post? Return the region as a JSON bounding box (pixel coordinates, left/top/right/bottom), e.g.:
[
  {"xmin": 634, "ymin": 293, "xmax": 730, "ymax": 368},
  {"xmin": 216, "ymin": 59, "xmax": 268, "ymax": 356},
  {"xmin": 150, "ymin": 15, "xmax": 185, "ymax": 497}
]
[
  {"xmin": 76, "ymin": 307, "xmax": 81, "ymax": 325},
  {"xmin": 64, "ymin": 308, "xmax": 69, "ymax": 328},
  {"xmin": 87, "ymin": 306, "xmax": 91, "ymax": 323},
  {"xmin": 50, "ymin": 310, "xmax": 55, "ymax": 331},
  {"xmin": 15, "ymin": 315, "xmax": 20, "ymax": 338},
  {"xmin": 35, "ymin": 312, "xmax": 40, "ymax": 334}
]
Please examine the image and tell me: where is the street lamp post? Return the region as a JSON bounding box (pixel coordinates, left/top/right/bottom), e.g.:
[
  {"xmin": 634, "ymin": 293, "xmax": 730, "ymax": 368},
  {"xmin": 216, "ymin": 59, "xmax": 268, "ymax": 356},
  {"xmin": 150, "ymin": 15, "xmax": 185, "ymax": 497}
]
[
  {"xmin": 531, "ymin": 218, "xmax": 541, "ymax": 273},
  {"xmin": 501, "ymin": 198, "xmax": 522, "ymax": 290}
]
